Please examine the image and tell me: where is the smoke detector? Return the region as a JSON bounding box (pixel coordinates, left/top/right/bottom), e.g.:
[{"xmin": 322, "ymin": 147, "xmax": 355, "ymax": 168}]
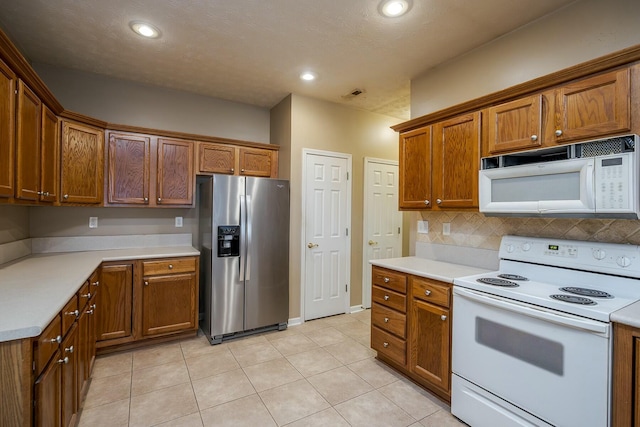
[{"xmin": 341, "ymin": 88, "xmax": 366, "ymax": 100}]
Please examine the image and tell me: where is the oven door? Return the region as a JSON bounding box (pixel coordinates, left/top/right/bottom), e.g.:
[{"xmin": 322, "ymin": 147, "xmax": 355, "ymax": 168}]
[{"xmin": 451, "ymin": 287, "xmax": 610, "ymax": 427}]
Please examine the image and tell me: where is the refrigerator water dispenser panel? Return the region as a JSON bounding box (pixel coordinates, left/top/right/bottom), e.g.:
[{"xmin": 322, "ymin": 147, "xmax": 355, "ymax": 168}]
[{"xmin": 217, "ymin": 225, "xmax": 240, "ymax": 257}]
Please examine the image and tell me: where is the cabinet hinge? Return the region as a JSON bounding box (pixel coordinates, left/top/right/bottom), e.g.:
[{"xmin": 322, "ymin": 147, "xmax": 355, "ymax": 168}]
[
  {"xmin": 398, "ymin": 227, "xmax": 401, "ymax": 234},
  {"xmin": 345, "ymin": 284, "xmax": 348, "ymax": 292},
  {"xmin": 347, "ymin": 172, "xmax": 349, "ymax": 180},
  {"xmin": 32, "ymin": 361, "xmax": 35, "ymax": 372},
  {"xmin": 345, "ymin": 228, "xmax": 349, "ymax": 236}
]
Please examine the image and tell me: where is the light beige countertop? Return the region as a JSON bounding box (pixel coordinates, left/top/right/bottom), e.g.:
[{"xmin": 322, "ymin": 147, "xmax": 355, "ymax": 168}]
[
  {"xmin": 0, "ymin": 246, "xmax": 199, "ymax": 342},
  {"xmin": 370, "ymin": 256, "xmax": 491, "ymax": 283},
  {"xmin": 612, "ymin": 301, "xmax": 640, "ymax": 328}
]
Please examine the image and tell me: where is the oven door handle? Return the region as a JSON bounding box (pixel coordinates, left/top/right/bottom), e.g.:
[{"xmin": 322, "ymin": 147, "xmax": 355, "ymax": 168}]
[{"xmin": 454, "ymin": 287, "xmax": 609, "ymax": 336}]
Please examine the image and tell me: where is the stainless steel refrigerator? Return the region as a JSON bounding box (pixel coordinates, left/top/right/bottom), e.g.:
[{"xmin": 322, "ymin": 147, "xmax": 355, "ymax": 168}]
[{"xmin": 199, "ymin": 175, "xmax": 289, "ymax": 344}]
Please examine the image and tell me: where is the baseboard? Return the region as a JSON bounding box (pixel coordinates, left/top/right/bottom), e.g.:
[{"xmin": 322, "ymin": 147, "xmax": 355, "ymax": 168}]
[
  {"xmin": 288, "ymin": 317, "xmax": 302, "ymax": 326},
  {"xmin": 350, "ymin": 305, "xmax": 365, "ymax": 314}
]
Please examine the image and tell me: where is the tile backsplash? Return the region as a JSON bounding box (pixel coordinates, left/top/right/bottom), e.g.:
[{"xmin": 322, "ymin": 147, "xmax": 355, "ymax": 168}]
[{"xmin": 412, "ymin": 211, "xmax": 640, "ymax": 250}]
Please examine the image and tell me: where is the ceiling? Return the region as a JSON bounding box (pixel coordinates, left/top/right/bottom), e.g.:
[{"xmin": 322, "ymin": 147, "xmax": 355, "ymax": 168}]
[{"xmin": 0, "ymin": 0, "xmax": 576, "ymax": 120}]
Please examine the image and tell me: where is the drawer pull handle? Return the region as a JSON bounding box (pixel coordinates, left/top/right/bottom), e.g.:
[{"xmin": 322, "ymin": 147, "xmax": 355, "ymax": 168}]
[
  {"xmin": 49, "ymin": 335, "xmax": 62, "ymax": 344},
  {"xmin": 441, "ymin": 315, "xmax": 447, "ymax": 321},
  {"xmin": 384, "ymin": 317, "xmax": 389, "ymax": 323},
  {"xmin": 144, "ymin": 281, "xmax": 149, "ymax": 286},
  {"xmin": 384, "ymin": 295, "xmax": 390, "ymax": 301},
  {"xmin": 383, "ymin": 342, "xmax": 389, "ymax": 348},
  {"xmin": 383, "ymin": 277, "xmax": 390, "ymax": 283},
  {"xmin": 65, "ymin": 345, "xmax": 74, "ymax": 354},
  {"xmin": 92, "ymin": 281, "xmax": 100, "ymax": 287},
  {"xmin": 425, "ymin": 290, "xmax": 431, "ymax": 296},
  {"xmin": 63, "ymin": 194, "xmax": 69, "ymax": 200},
  {"xmin": 57, "ymin": 357, "xmax": 69, "ymax": 365},
  {"xmin": 65, "ymin": 309, "xmax": 79, "ymax": 317},
  {"xmin": 168, "ymin": 264, "xmax": 173, "ymax": 269},
  {"xmin": 81, "ymin": 292, "xmax": 91, "ymax": 299}
]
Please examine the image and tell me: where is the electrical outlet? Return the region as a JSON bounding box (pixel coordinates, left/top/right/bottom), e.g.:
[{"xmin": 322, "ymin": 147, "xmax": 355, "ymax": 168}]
[
  {"xmin": 443, "ymin": 222, "xmax": 451, "ymax": 235},
  {"xmin": 417, "ymin": 220, "xmax": 429, "ymax": 234},
  {"xmin": 175, "ymin": 216, "xmax": 183, "ymax": 227},
  {"xmin": 89, "ymin": 217, "xmax": 98, "ymax": 229}
]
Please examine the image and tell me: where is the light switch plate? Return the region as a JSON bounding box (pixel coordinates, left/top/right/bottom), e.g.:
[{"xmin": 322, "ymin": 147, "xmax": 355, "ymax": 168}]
[
  {"xmin": 89, "ymin": 217, "xmax": 98, "ymax": 228},
  {"xmin": 417, "ymin": 220, "xmax": 429, "ymax": 234},
  {"xmin": 175, "ymin": 216, "xmax": 183, "ymax": 227},
  {"xmin": 443, "ymin": 223, "xmax": 451, "ymax": 235}
]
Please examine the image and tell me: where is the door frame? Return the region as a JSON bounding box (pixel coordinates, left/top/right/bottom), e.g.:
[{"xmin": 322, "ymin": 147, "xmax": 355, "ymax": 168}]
[
  {"xmin": 362, "ymin": 157, "xmax": 400, "ymax": 309},
  {"xmin": 300, "ymin": 148, "xmax": 352, "ymax": 322}
]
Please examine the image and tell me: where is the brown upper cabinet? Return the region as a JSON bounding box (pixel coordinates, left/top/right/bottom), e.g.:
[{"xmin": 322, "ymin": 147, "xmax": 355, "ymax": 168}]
[
  {"xmin": 40, "ymin": 105, "xmax": 60, "ymax": 203},
  {"xmin": 107, "ymin": 132, "xmax": 151, "ymax": 205},
  {"xmin": 399, "ymin": 126, "xmax": 432, "ymax": 209},
  {"xmin": 198, "ymin": 142, "xmax": 278, "ymax": 178},
  {"xmin": 0, "ymin": 58, "xmax": 15, "ymax": 198},
  {"xmin": 484, "ymin": 94, "xmax": 544, "ymax": 156},
  {"xmin": 156, "ymin": 138, "xmax": 194, "ymax": 206},
  {"xmin": 60, "ymin": 121, "xmax": 104, "ymax": 204},
  {"xmin": 15, "ymin": 79, "xmax": 41, "ymax": 202}
]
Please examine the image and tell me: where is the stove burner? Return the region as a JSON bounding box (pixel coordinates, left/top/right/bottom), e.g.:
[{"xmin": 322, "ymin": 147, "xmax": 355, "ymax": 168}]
[
  {"xmin": 477, "ymin": 278, "xmax": 519, "ymax": 287},
  {"xmin": 498, "ymin": 274, "xmax": 529, "ymax": 281},
  {"xmin": 559, "ymin": 287, "xmax": 613, "ymax": 299},
  {"xmin": 550, "ymin": 294, "xmax": 597, "ymax": 305}
]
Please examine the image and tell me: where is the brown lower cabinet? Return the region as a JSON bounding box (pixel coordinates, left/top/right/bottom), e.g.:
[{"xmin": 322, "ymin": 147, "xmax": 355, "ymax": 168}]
[
  {"xmin": 371, "ymin": 266, "xmax": 452, "ymax": 402},
  {"xmin": 612, "ymin": 322, "xmax": 640, "ymax": 426}
]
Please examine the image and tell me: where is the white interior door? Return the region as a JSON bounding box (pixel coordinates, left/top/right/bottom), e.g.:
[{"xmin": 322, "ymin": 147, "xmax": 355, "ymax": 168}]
[
  {"xmin": 303, "ymin": 151, "xmax": 351, "ymax": 321},
  {"xmin": 362, "ymin": 158, "xmax": 402, "ymax": 308}
]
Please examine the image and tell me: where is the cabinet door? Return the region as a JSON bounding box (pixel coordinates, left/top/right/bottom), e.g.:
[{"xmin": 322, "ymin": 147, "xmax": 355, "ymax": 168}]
[
  {"xmin": 239, "ymin": 147, "xmax": 274, "ymax": 177},
  {"xmin": 141, "ymin": 272, "xmax": 197, "ymax": 336},
  {"xmin": 486, "ymin": 95, "xmax": 542, "ymax": 155},
  {"xmin": 97, "ymin": 263, "xmax": 133, "ymax": 341},
  {"xmin": 198, "ymin": 142, "xmax": 236, "ymax": 174},
  {"xmin": 40, "ymin": 105, "xmax": 59, "ymax": 203},
  {"xmin": 61, "ymin": 323, "xmax": 78, "ymax": 427},
  {"xmin": 107, "ymin": 132, "xmax": 151, "ymax": 204},
  {"xmin": 15, "ymin": 80, "xmax": 41, "ymax": 201},
  {"xmin": 553, "ymin": 68, "xmax": 630, "ymax": 143},
  {"xmin": 156, "ymin": 138, "xmax": 194, "ymax": 206},
  {"xmin": 0, "ymin": 59, "xmax": 15, "ymax": 198},
  {"xmin": 409, "ymin": 298, "xmax": 450, "ymax": 393},
  {"xmin": 399, "ymin": 126, "xmax": 431, "ymax": 209},
  {"xmin": 60, "ymin": 122, "xmax": 104, "ymax": 204},
  {"xmin": 432, "ymin": 112, "xmax": 480, "ymax": 209},
  {"xmin": 34, "ymin": 351, "xmax": 62, "ymax": 427}
]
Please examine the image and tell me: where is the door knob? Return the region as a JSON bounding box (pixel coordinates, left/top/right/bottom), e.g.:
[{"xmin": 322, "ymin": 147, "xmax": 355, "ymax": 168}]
[
  {"xmin": 368, "ymin": 240, "xmax": 378, "ymax": 246},
  {"xmin": 307, "ymin": 243, "xmax": 319, "ymax": 249}
]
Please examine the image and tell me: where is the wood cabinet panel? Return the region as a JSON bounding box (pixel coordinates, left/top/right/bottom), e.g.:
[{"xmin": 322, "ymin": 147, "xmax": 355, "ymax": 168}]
[
  {"xmin": 399, "ymin": 126, "xmax": 431, "ymax": 209},
  {"xmin": 34, "ymin": 314, "xmax": 61, "ymax": 377},
  {"xmin": 61, "ymin": 323, "xmax": 78, "ymax": 427},
  {"xmin": 0, "ymin": 58, "xmax": 15, "ymax": 198},
  {"xmin": 142, "ymin": 257, "xmax": 196, "ymax": 275},
  {"xmin": 141, "ymin": 272, "xmax": 197, "ymax": 336},
  {"xmin": 486, "ymin": 94, "xmax": 543, "ymax": 155},
  {"xmin": 198, "ymin": 142, "xmax": 235, "ymax": 174},
  {"xmin": 60, "ymin": 121, "xmax": 104, "ymax": 204},
  {"xmin": 61, "ymin": 296, "xmax": 79, "ymax": 338},
  {"xmin": 371, "ymin": 303, "xmax": 406, "ymax": 338},
  {"xmin": 40, "ymin": 104, "xmax": 59, "ymax": 203},
  {"xmin": 372, "ymin": 285, "xmax": 406, "ymax": 312},
  {"xmin": 97, "ymin": 263, "xmax": 133, "ymax": 342},
  {"xmin": 15, "ymin": 79, "xmax": 41, "ymax": 201},
  {"xmin": 371, "ymin": 326, "xmax": 406, "ymax": 366},
  {"xmin": 107, "ymin": 132, "xmax": 151, "ymax": 204},
  {"xmin": 156, "ymin": 138, "xmax": 194, "ymax": 206},
  {"xmin": 34, "ymin": 351, "xmax": 62, "ymax": 427},
  {"xmin": 613, "ymin": 323, "xmax": 640, "ymax": 426},
  {"xmin": 239, "ymin": 147, "xmax": 273, "ymax": 177},
  {"xmin": 372, "ymin": 266, "xmax": 407, "ymax": 294},
  {"xmin": 411, "ymin": 277, "xmax": 450, "ymax": 307}
]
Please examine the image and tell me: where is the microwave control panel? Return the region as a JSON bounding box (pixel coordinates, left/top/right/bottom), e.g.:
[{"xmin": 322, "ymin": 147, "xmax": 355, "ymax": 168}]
[{"xmin": 595, "ymin": 154, "xmax": 631, "ymax": 210}]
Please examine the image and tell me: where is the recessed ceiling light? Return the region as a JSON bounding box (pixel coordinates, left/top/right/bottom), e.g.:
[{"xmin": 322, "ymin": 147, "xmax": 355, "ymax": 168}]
[
  {"xmin": 379, "ymin": 0, "xmax": 412, "ymax": 17},
  {"xmin": 300, "ymin": 72, "xmax": 317, "ymax": 81},
  {"xmin": 129, "ymin": 21, "xmax": 161, "ymax": 39}
]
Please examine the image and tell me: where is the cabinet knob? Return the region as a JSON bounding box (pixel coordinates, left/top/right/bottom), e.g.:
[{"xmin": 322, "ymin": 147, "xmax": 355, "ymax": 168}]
[
  {"xmin": 441, "ymin": 315, "xmax": 447, "ymax": 321},
  {"xmin": 383, "ymin": 342, "xmax": 389, "ymax": 348},
  {"xmin": 63, "ymin": 194, "xmax": 69, "ymax": 200},
  {"xmin": 144, "ymin": 281, "xmax": 149, "ymax": 286},
  {"xmin": 168, "ymin": 264, "xmax": 173, "ymax": 269},
  {"xmin": 531, "ymin": 135, "xmax": 538, "ymax": 141},
  {"xmin": 49, "ymin": 335, "xmax": 62, "ymax": 344},
  {"xmin": 65, "ymin": 309, "xmax": 79, "ymax": 317},
  {"xmin": 555, "ymin": 129, "xmax": 563, "ymax": 137},
  {"xmin": 65, "ymin": 345, "xmax": 74, "ymax": 354},
  {"xmin": 384, "ymin": 317, "xmax": 389, "ymax": 323},
  {"xmin": 383, "ymin": 277, "xmax": 390, "ymax": 283},
  {"xmin": 157, "ymin": 197, "xmax": 162, "ymax": 202},
  {"xmin": 57, "ymin": 357, "xmax": 70, "ymax": 365},
  {"xmin": 230, "ymin": 168, "xmax": 234, "ymax": 173},
  {"xmin": 241, "ymin": 169, "xmax": 245, "ymax": 173},
  {"xmin": 37, "ymin": 191, "xmax": 44, "ymax": 195},
  {"xmin": 92, "ymin": 281, "xmax": 100, "ymax": 287},
  {"xmin": 81, "ymin": 292, "xmax": 91, "ymax": 299},
  {"xmin": 144, "ymin": 197, "xmax": 148, "ymax": 202},
  {"xmin": 86, "ymin": 309, "xmax": 94, "ymax": 315},
  {"xmin": 424, "ymin": 200, "xmax": 430, "ymax": 206},
  {"xmin": 45, "ymin": 192, "xmax": 50, "ymax": 196},
  {"xmin": 384, "ymin": 295, "xmax": 390, "ymax": 301},
  {"xmin": 425, "ymin": 290, "xmax": 431, "ymax": 296},
  {"xmin": 436, "ymin": 199, "xmax": 442, "ymax": 205}
]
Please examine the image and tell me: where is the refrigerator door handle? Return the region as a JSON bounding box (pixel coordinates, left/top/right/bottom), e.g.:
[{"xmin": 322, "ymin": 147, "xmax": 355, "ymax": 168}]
[
  {"xmin": 245, "ymin": 195, "xmax": 252, "ymax": 281},
  {"xmin": 239, "ymin": 194, "xmax": 246, "ymax": 281}
]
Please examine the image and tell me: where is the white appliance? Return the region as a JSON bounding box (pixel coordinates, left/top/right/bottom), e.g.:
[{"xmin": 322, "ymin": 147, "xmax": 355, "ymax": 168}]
[
  {"xmin": 479, "ymin": 135, "xmax": 640, "ymax": 218},
  {"xmin": 451, "ymin": 235, "xmax": 640, "ymax": 427}
]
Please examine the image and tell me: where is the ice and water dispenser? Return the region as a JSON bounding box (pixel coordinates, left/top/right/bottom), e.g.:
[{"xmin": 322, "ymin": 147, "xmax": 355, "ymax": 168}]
[{"xmin": 217, "ymin": 226, "xmax": 240, "ymax": 257}]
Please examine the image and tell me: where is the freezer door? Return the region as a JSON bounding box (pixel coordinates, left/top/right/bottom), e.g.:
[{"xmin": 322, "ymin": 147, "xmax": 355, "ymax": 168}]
[
  {"xmin": 210, "ymin": 175, "xmax": 245, "ymax": 336},
  {"xmin": 244, "ymin": 177, "xmax": 290, "ymax": 330}
]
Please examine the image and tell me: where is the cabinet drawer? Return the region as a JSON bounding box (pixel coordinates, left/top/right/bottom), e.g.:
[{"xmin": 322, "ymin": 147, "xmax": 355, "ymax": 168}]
[
  {"xmin": 411, "ymin": 277, "xmax": 450, "ymax": 307},
  {"xmin": 143, "ymin": 258, "xmax": 196, "ymax": 276},
  {"xmin": 61, "ymin": 296, "xmax": 79, "ymax": 337},
  {"xmin": 35, "ymin": 314, "xmax": 62, "ymax": 376},
  {"xmin": 372, "ymin": 326, "xmax": 406, "ymax": 366},
  {"xmin": 78, "ymin": 281, "xmax": 94, "ymax": 309},
  {"xmin": 372, "ymin": 303, "xmax": 406, "ymax": 339},
  {"xmin": 372, "ymin": 285, "xmax": 406, "ymax": 312},
  {"xmin": 372, "ymin": 266, "xmax": 407, "ymax": 294}
]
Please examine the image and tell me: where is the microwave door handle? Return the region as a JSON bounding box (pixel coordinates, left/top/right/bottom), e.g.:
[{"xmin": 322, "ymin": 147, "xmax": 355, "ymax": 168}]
[{"xmin": 585, "ymin": 163, "xmax": 595, "ymax": 209}]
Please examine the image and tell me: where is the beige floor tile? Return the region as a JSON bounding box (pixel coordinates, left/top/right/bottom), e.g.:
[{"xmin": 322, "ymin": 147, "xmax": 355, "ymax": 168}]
[
  {"xmin": 192, "ymin": 368, "xmax": 256, "ymax": 410},
  {"xmin": 200, "ymin": 394, "xmax": 277, "ymax": 427},
  {"xmin": 185, "ymin": 347, "xmax": 240, "ymax": 380},
  {"xmin": 226, "ymin": 333, "xmax": 269, "ymax": 350},
  {"xmin": 321, "ymin": 314, "xmax": 358, "ymax": 326},
  {"xmin": 286, "ymin": 348, "xmax": 344, "ymax": 377},
  {"xmin": 420, "ymin": 409, "xmax": 468, "ymax": 426},
  {"xmin": 259, "ymin": 379, "xmax": 331, "ymax": 426},
  {"xmin": 353, "ymin": 332, "xmax": 372, "ymax": 347},
  {"xmin": 131, "ymin": 359, "xmax": 190, "ymax": 396},
  {"xmin": 350, "ymin": 310, "xmax": 371, "ymax": 324},
  {"xmin": 347, "ymin": 357, "xmax": 403, "ymax": 388},
  {"xmin": 155, "ymin": 412, "xmax": 204, "ymax": 427},
  {"xmin": 129, "ymin": 383, "xmax": 198, "ymax": 427},
  {"xmin": 334, "ymin": 390, "xmax": 415, "ymax": 427},
  {"xmin": 289, "ymin": 319, "xmax": 330, "ymax": 334},
  {"xmin": 304, "ymin": 327, "xmax": 349, "ymax": 347},
  {"xmin": 264, "ymin": 327, "xmax": 301, "ymax": 341},
  {"xmin": 243, "ymin": 357, "xmax": 303, "ymax": 392},
  {"xmin": 284, "ymin": 407, "xmax": 350, "ymax": 427},
  {"xmin": 180, "ymin": 335, "xmax": 229, "ymax": 360},
  {"xmin": 270, "ymin": 333, "xmax": 319, "ymax": 356},
  {"xmin": 230, "ymin": 340, "xmax": 282, "ymax": 367},
  {"xmin": 91, "ymin": 352, "xmax": 132, "ymax": 379},
  {"xmin": 77, "ymin": 398, "xmax": 129, "ymax": 427},
  {"xmin": 379, "ymin": 379, "xmax": 443, "ymax": 420},
  {"xmin": 83, "ymin": 371, "xmax": 131, "ymax": 409},
  {"xmin": 334, "ymin": 320, "xmax": 372, "ymax": 339},
  {"xmin": 324, "ymin": 338, "xmax": 376, "ymax": 364},
  {"xmin": 132, "ymin": 342, "xmax": 184, "ymax": 370},
  {"xmin": 307, "ymin": 366, "xmax": 373, "ymax": 405}
]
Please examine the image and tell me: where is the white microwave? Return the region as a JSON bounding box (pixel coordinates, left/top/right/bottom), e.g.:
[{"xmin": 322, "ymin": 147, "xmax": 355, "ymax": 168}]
[{"xmin": 479, "ymin": 136, "xmax": 640, "ymax": 218}]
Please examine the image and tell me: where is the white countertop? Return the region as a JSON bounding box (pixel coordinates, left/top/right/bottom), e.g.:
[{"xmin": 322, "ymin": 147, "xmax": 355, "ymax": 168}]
[
  {"xmin": 370, "ymin": 256, "xmax": 491, "ymax": 283},
  {"xmin": 612, "ymin": 301, "xmax": 640, "ymax": 328},
  {"xmin": 0, "ymin": 246, "xmax": 199, "ymax": 342}
]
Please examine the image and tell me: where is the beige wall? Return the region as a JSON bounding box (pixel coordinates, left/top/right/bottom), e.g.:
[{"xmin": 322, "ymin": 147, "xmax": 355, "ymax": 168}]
[
  {"xmin": 411, "ymin": 0, "xmax": 640, "ymax": 118},
  {"xmin": 274, "ymin": 94, "xmax": 401, "ymax": 319},
  {"xmin": 0, "ymin": 206, "xmax": 29, "ymax": 244}
]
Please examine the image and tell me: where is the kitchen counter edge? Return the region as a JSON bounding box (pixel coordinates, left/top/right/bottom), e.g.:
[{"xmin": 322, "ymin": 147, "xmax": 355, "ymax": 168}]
[{"xmin": 369, "ymin": 256, "xmax": 491, "ymax": 283}]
